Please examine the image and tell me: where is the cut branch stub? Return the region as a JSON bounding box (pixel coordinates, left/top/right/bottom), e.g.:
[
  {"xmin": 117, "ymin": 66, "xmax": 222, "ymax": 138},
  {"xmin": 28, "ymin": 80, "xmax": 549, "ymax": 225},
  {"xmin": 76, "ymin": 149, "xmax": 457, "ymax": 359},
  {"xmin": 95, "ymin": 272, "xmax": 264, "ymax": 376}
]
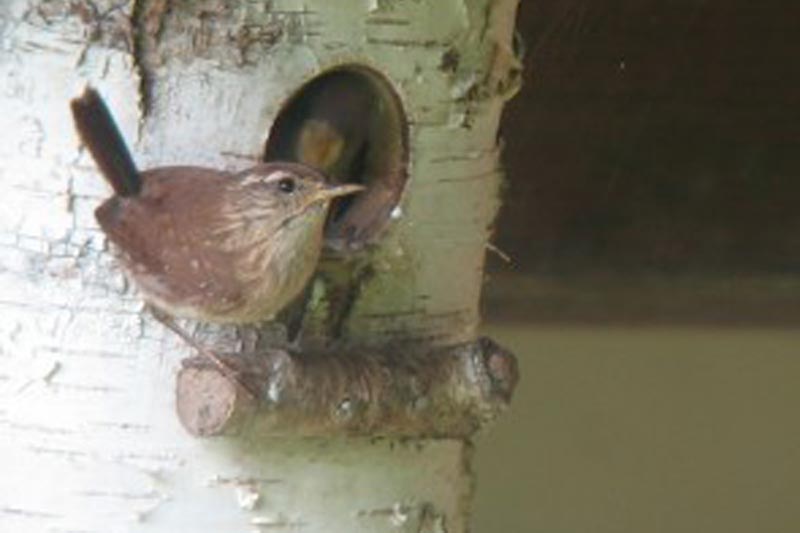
[{"xmin": 175, "ymin": 337, "xmax": 518, "ymax": 438}]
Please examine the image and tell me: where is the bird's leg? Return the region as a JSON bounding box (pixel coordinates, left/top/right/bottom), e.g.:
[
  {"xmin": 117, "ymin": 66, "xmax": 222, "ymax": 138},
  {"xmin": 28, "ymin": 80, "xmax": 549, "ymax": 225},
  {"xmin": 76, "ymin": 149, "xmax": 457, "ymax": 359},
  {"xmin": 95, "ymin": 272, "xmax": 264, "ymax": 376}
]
[
  {"xmin": 148, "ymin": 306, "xmax": 258, "ymax": 398},
  {"xmin": 276, "ymin": 281, "xmax": 314, "ymax": 351}
]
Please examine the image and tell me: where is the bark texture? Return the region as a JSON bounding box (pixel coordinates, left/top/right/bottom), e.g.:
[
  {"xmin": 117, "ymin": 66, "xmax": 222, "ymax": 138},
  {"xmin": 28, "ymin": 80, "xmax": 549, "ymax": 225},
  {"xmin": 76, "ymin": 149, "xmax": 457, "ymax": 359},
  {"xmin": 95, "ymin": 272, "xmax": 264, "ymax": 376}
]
[
  {"xmin": 176, "ymin": 337, "xmax": 518, "ymax": 438},
  {"xmin": 0, "ymin": 0, "xmax": 520, "ymax": 531}
]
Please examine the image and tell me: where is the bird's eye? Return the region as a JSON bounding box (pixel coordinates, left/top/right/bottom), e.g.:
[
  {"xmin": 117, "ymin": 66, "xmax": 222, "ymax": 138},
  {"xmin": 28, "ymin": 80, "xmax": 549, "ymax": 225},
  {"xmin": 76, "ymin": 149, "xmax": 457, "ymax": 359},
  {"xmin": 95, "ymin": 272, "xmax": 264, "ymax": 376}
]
[{"xmin": 277, "ymin": 177, "xmax": 296, "ymax": 193}]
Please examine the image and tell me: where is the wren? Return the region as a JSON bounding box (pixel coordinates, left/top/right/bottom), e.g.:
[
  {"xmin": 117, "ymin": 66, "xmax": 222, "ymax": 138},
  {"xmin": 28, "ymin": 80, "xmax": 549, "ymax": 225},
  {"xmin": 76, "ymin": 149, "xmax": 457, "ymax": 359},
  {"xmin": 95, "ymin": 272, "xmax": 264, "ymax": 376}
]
[
  {"xmin": 265, "ymin": 70, "xmax": 375, "ymax": 181},
  {"xmin": 70, "ymin": 88, "xmax": 362, "ymax": 378}
]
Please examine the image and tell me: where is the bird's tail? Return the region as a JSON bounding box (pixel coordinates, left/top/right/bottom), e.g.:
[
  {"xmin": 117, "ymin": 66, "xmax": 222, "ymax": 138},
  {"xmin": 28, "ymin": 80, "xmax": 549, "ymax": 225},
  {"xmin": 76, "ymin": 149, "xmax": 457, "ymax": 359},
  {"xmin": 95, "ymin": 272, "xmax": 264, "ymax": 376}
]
[{"xmin": 70, "ymin": 87, "xmax": 141, "ymax": 197}]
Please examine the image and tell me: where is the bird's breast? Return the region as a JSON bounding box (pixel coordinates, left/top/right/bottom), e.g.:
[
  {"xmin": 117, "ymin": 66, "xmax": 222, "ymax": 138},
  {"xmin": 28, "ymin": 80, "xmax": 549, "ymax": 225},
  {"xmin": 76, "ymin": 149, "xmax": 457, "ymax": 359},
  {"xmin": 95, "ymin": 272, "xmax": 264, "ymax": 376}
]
[{"xmin": 222, "ymin": 207, "xmax": 327, "ymax": 321}]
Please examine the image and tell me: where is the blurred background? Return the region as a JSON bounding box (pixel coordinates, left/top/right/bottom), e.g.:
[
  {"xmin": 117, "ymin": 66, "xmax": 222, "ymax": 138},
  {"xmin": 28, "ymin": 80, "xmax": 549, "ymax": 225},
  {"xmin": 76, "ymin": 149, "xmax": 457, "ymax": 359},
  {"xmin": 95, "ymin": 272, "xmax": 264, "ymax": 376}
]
[{"xmin": 472, "ymin": 1, "xmax": 800, "ymax": 531}]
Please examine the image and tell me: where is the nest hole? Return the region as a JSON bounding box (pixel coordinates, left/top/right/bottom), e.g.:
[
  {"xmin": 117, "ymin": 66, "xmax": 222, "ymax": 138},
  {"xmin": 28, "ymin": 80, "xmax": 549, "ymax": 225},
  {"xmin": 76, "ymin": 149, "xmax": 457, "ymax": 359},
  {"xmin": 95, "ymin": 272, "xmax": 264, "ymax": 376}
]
[{"xmin": 264, "ymin": 65, "xmax": 408, "ymax": 252}]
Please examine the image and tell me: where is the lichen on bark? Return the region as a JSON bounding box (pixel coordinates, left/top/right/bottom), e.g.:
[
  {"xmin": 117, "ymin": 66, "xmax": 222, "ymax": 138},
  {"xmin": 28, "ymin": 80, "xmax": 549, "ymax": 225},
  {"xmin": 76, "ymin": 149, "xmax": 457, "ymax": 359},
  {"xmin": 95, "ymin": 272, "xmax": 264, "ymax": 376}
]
[{"xmin": 0, "ymin": 0, "xmax": 521, "ymax": 531}]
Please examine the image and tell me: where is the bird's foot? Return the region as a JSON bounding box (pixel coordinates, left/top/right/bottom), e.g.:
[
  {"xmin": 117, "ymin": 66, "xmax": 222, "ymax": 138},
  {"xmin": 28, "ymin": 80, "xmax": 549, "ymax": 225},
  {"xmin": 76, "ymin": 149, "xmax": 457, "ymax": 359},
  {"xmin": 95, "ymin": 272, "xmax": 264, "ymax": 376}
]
[{"xmin": 148, "ymin": 306, "xmax": 259, "ymax": 399}]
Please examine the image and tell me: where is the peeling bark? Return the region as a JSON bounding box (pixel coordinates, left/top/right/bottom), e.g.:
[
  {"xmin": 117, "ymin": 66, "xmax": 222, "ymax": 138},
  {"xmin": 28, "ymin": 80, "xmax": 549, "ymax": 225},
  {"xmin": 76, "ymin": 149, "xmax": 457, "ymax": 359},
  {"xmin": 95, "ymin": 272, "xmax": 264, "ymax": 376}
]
[{"xmin": 0, "ymin": 0, "xmax": 520, "ymax": 531}]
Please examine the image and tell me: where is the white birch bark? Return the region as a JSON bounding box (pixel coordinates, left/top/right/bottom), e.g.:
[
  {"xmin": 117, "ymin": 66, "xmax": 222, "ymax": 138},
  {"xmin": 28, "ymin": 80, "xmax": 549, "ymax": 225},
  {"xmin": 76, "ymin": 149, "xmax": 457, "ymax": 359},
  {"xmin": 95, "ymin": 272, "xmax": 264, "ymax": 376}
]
[{"xmin": 0, "ymin": 0, "xmax": 520, "ymax": 531}]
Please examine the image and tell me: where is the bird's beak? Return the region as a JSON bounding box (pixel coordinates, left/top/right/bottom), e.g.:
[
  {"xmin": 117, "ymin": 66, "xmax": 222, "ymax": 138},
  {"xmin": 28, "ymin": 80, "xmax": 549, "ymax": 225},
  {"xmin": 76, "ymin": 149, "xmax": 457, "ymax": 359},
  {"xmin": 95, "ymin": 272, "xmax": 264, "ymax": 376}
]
[{"xmin": 316, "ymin": 182, "xmax": 366, "ymax": 201}]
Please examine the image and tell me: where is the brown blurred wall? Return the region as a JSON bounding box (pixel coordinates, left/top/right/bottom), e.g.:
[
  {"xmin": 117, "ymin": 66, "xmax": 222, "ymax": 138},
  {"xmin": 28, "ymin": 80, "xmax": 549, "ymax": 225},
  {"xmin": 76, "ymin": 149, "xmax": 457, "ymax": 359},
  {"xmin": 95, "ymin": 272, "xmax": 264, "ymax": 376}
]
[{"xmin": 496, "ymin": 0, "xmax": 800, "ymax": 275}]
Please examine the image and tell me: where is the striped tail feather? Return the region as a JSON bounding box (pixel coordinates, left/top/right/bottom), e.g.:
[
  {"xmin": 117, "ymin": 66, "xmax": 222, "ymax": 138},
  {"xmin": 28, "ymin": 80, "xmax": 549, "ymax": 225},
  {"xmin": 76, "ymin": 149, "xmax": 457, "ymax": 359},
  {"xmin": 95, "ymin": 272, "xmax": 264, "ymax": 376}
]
[{"xmin": 70, "ymin": 87, "xmax": 141, "ymax": 197}]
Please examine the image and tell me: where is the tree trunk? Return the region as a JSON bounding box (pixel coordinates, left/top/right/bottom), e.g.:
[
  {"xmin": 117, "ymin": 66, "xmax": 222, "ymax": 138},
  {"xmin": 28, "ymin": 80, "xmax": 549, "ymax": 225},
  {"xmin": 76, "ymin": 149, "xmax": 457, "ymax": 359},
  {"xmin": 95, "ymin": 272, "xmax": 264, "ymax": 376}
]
[{"xmin": 0, "ymin": 1, "xmax": 520, "ymax": 531}]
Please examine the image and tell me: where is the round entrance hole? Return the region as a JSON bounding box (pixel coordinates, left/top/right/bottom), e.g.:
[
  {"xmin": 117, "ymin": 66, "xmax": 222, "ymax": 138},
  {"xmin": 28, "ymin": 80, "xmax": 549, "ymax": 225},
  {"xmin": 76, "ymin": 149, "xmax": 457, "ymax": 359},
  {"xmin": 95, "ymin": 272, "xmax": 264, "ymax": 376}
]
[{"xmin": 263, "ymin": 66, "xmax": 408, "ymax": 252}]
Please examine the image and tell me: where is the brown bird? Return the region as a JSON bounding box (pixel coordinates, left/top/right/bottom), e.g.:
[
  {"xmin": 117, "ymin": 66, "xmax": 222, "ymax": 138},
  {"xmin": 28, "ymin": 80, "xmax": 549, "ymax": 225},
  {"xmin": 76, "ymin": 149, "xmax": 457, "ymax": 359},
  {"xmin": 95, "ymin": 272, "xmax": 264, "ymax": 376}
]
[
  {"xmin": 265, "ymin": 69, "xmax": 375, "ymax": 182},
  {"xmin": 70, "ymin": 88, "xmax": 362, "ymax": 385}
]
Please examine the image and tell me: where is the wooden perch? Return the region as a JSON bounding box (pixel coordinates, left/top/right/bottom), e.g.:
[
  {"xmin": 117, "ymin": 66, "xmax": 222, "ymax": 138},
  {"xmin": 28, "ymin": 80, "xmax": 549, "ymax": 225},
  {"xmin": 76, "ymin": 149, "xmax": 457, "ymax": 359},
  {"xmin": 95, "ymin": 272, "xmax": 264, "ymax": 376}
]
[{"xmin": 176, "ymin": 337, "xmax": 518, "ymax": 438}]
